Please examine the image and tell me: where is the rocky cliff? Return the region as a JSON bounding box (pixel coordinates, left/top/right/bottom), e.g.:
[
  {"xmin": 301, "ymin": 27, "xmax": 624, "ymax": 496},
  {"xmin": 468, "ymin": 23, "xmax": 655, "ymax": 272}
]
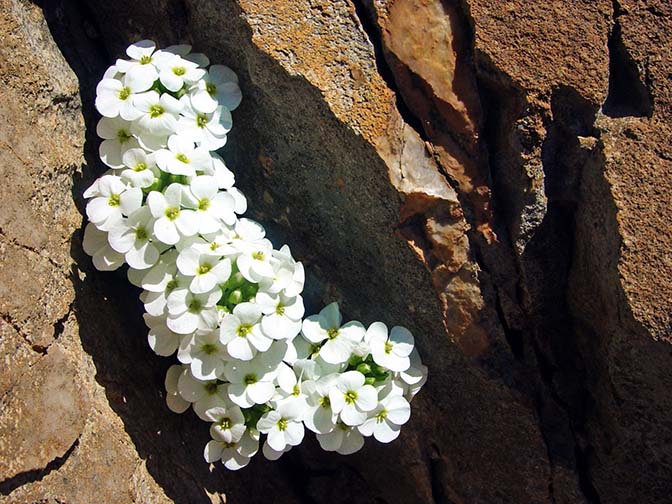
[{"xmin": 0, "ymin": 0, "xmax": 670, "ymax": 502}]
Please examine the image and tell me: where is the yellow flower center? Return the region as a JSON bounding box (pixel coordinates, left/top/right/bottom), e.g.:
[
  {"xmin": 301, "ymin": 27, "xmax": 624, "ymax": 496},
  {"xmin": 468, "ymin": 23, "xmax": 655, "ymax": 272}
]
[
  {"xmin": 165, "ymin": 207, "xmax": 180, "ymax": 221},
  {"xmin": 118, "ymin": 87, "xmax": 131, "ymax": 100},
  {"xmin": 149, "ymin": 104, "xmax": 164, "ymax": 118}
]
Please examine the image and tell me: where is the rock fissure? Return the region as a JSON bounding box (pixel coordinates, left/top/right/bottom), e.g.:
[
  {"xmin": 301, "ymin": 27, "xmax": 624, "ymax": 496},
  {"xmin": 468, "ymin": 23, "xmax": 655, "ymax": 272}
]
[
  {"xmin": 0, "ymin": 226, "xmax": 61, "ymax": 270},
  {"xmin": 349, "ymin": 0, "xmax": 429, "ymax": 141},
  {"xmin": 603, "ymin": 17, "xmax": 653, "ymax": 117},
  {"xmin": 0, "ymin": 437, "xmax": 80, "ymax": 496},
  {"xmin": 1, "ymin": 313, "xmax": 48, "ymax": 355}
]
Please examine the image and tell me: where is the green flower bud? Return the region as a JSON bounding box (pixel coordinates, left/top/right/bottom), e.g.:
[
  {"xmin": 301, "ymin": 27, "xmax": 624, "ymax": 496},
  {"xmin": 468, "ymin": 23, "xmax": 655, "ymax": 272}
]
[
  {"xmin": 356, "ymin": 363, "xmax": 372, "ymax": 375},
  {"xmin": 228, "ymin": 289, "xmax": 243, "ymax": 305},
  {"xmin": 348, "ymin": 355, "xmax": 363, "ymax": 367}
]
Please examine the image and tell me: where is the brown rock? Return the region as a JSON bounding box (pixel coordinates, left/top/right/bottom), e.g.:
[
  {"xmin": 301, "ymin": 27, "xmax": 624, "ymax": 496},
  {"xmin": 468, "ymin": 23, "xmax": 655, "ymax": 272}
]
[
  {"xmin": 0, "ymin": 0, "xmax": 670, "ymax": 502},
  {"xmin": 0, "ymin": 344, "xmax": 87, "ymax": 480}
]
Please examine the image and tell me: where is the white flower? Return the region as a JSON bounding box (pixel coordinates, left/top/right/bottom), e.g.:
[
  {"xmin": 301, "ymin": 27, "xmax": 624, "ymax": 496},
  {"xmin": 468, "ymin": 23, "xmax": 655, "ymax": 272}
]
[
  {"xmin": 132, "ymin": 90, "xmax": 183, "ymax": 136},
  {"xmin": 129, "ymin": 249, "xmax": 177, "ymax": 290},
  {"xmin": 136, "ymin": 255, "xmax": 187, "ymax": 317},
  {"xmin": 256, "ymin": 292, "xmax": 304, "ymax": 340},
  {"xmin": 115, "ymin": 40, "xmax": 161, "ymax": 92},
  {"xmin": 301, "ymin": 303, "xmax": 365, "ymax": 364},
  {"xmin": 178, "ymin": 328, "xmax": 230, "ymax": 380},
  {"xmin": 120, "ymin": 148, "xmax": 159, "ymax": 188},
  {"xmin": 182, "ymin": 175, "xmax": 236, "ymax": 233},
  {"xmin": 96, "ymin": 117, "xmax": 140, "ymax": 168},
  {"xmin": 85, "ymin": 175, "xmax": 142, "ymax": 231},
  {"xmin": 316, "ymin": 422, "xmax": 365, "ymax": 455},
  {"xmin": 257, "ymin": 402, "xmax": 305, "ymax": 452},
  {"xmin": 358, "ymin": 392, "xmax": 411, "ymax": 443},
  {"xmin": 95, "ymin": 77, "xmax": 142, "ymax": 120},
  {"xmin": 190, "ymin": 65, "xmax": 242, "ymax": 113},
  {"xmin": 176, "ymin": 246, "xmax": 231, "ymax": 294},
  {"xmin": 329, "ymin": 370, "xmax": 377, "ymax": 426},
  {"xmin": 147, "ymin": 183, "xmax": 199, "ymax": 245},
  {"xmin": 269, "ymin": 245, "xmax": 305, "ymax": 297},
  {"xmin": 82, "ymin": 223, "xmax": 124, "ymax": 271},
  {"xmin": 166, "ymin": 287, "xmax": 221, "ymax": 334},
  {"xmin": 219, "ymin": 303, "xmax": 272, "ymax": 361},
  {"xmin": 204, "ymin": 429, "xmax": 259, "ymax": 470},
  {"xmin": 366, "ymin": 322, "xmax": 414, "ymax": 372},
  {"xmin": 143, "ymin": 313, "xmax": 182, "ymax": 356},
  {"xmin": 303, "ymin": 374, "xmax": 338, "ymax": 434},
  {"xmin": 176, "ymin": 367, "xmax": 229, "ymax": 420},
  {"xmin": 398, "ymin": 349, "xmax": 428, "ymax": 401},
  {"xmin": 164, "ymin": 364, "xmax": 190, "ymax": 413},
  {"xmin": 206, "ymin": 406, "xmax": 246, "ymax": 444},
  {"xmin": 156, "ymin": 54, "xmax": 206, "ymax": 92},
  {"xmin": 108, "ymin": 207, "xmax": 160, "ymax": 269},
  {"xmin": 236, "ymin": 240, "xmax": 275, "ymax": 283},
  {"xmin": 155, "ymin": 135, "xmax": 212, "ymax": 177},
  {"xmin": 177, "ymin": 97, "xmax": 231, "ymax": 150},
  {"xmin": 223, "ymin": 356, "xmax": 277, "ymax": 408},
  {"xmin": 234, "ymin": 218, "xmax": 265, "ymax": 240},
  {"xmin": 195, "ymin": 229, "xmax": 237, "ymax": 258},
  {"xmin": 272, "ymin": 362, "xmax": 309, "ymax": 414}
]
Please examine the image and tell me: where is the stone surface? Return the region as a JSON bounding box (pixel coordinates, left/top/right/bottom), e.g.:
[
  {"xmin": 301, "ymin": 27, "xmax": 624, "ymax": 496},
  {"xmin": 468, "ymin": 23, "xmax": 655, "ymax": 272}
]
[{"xmin": 0, "ymin": 0, "xmax": 669, "ymax": 502}]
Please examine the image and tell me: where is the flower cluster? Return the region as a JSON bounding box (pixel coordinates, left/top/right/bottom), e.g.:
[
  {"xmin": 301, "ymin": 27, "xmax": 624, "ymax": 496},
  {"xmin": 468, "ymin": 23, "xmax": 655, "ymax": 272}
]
[{"xmin": 83, "ymin": 41, "xmax": 427, "ymax": 471}]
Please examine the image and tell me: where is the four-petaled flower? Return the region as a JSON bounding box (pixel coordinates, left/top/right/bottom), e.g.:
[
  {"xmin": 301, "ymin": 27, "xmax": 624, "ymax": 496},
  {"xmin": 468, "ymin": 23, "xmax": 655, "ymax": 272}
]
[{"xmin": 301, "ymin": 303, "xmax": 365, "ymax": 364}]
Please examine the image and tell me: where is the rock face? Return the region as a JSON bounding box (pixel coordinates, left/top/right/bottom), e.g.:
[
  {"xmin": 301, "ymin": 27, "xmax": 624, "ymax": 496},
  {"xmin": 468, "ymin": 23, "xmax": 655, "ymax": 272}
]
[{"xmin": 0, "ymin": 0, "xmax": 669, "ymax": 502}]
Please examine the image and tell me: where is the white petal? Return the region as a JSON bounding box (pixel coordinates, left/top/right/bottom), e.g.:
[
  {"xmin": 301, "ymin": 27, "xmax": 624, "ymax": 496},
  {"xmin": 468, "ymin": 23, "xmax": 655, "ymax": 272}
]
[
  {"xmin": 204, "ymin": 440, "xmax": 224, "ymax": 463},
  {"xmin": 262, "ymin": 314, "xmax": 301, "ymax": 340},
  {"xmin": 355, "ymin": 385, "xmax": 378, "ymax": 412},
  {"xmin": 284, "ymin": 422, "xmax": 304, "ymax": 446},
  {"xmin": 338, "ymin": 371, "xmax": 365, "ymax": 392},
  {"xmin": 177, "ymin": 371, "xmax": 207, "ymax": 402},
  {"xmin": 262, "ymin": 441, "xmax": 288, "ymax": 461},
  {"xmin": 247, "ymin": 381, "xmax": 275, "ymax": 404},
  {"xmin": 340, "ymin": 404, "xmax": 367, "ymax": 426},
  {"xmin": 301, "ymin": 315, "xmax": 327, "ymax": 343},
  {"xmin": 339, "ymin": 321, "xmax": 366, "ymax": 344},
  {"xmin": 167, "ymin": 393, "xmax": 191, "ymax": 414},
  {"xmin": 320, "ymin": 302, "xmax": 342, "ymax": 328},
  {"xmin": 374, "ymin": 421, "xmax": 401, "ymax": 443},
  {"xmin": 320, "ymin": 337, "xmax": 355, "ymax": 364},
  {"xmin": 175, "ymin": 210, "xmax": 199, "ymax": 237},
  {"xmin": 385, "ymin": 396, "xmax": 411, "ymax": 425},
  {"xmin": 126, "ymin": 40, "xmax": 156, "ymax": 60},
  {"xmin": 154, "ymin": 218, "xmax": 180, "ymax": 245},
  {"xmin": 233, "ymin": 302, "xmax": 262, "ymax": 324},
  {"xmin": 316, "ymin": 429, "xmax": 343, "ymax": 452},
  {"xmin": 228, "ymin": 383, "xmax": 254, "ymax": 408},
  {"xmin": 337, "ymin": 429, "xmax": 365, "ymax": 455},
  {"xmin": 227, "ymin": 336, "xmax": 256, "ymax": 361},
  {"xmin": 167, "ymin": 311, "xmax": 199, "ymax": 334}
]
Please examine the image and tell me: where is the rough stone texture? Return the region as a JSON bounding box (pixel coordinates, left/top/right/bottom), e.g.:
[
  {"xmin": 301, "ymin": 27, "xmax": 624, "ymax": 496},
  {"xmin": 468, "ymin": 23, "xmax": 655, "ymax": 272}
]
[
  {"xmin": 0, "ymin": 1, "xmax": 170, "ymax": 502},
  {"xmin": 0, "ymin": 0, "xmax": 670, "ymax": 503}
]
